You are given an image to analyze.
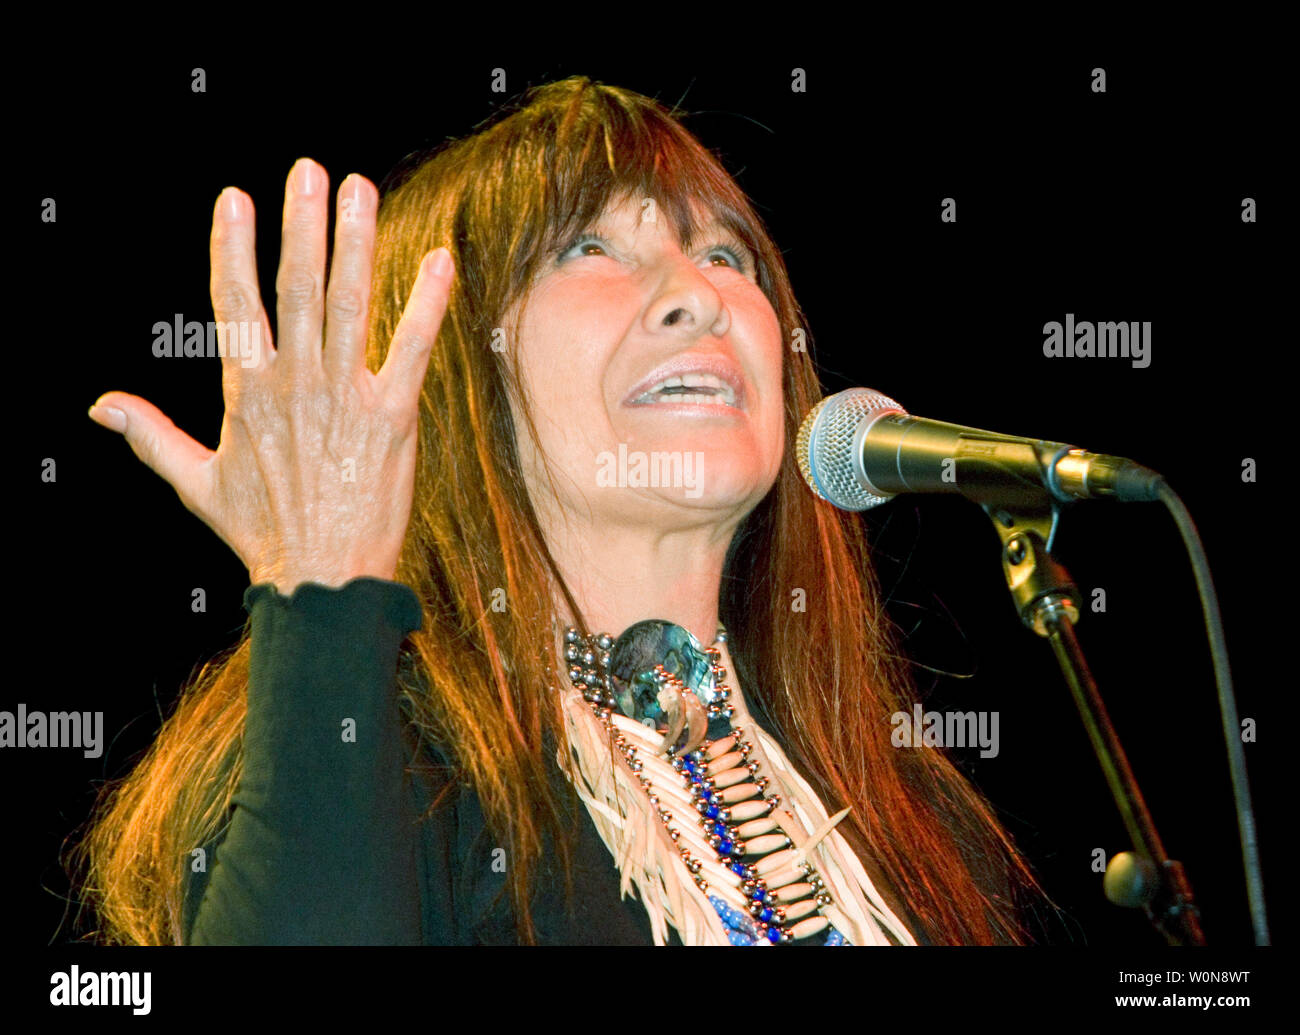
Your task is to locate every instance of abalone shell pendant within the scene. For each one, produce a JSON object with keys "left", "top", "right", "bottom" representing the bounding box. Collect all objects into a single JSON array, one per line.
[{"left": 607, "top": 619, "right": 730, "bottom": 742}]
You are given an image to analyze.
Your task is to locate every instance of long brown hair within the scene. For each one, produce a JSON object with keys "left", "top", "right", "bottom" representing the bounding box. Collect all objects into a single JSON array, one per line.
[{"left": 69, "top": 76, "right": 1050, "bottom": 945}]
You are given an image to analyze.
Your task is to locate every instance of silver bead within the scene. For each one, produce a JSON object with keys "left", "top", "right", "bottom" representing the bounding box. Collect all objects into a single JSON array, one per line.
[
  {"left": 564, "top": 628, "right": 580, "bottom": 644},
  {"left": 596, "top": 633, "right": 613, "bottom": 651}
]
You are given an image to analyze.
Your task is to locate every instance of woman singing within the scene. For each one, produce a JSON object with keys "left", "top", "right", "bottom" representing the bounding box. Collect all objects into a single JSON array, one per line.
[{"left": 73, "top": 76, "right": 1049, "bottom": 945}]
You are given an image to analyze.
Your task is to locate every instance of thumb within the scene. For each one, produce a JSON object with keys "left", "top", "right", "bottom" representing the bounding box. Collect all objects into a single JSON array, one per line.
[{"left": 89, "top": 391, "right": 214, "bottom": 512}]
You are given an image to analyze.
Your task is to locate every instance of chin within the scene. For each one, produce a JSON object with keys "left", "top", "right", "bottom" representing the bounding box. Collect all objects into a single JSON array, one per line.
[
  {"left": 589, "top": 420, "right": 780, "bottom": 505},
  {"left": 660, "top": 464, "right": 776, "bottom": 511},
  {"left": 589, "top": 443, "right": 767, "bottom": 506},
  {"left": 688, "top": 464, "right": 769, "bottom": 502}
]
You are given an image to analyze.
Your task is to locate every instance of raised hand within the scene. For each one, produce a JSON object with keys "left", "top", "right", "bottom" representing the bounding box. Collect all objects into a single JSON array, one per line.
[{"left": 88, "top": 158, "right": 453, "bottom": 595}]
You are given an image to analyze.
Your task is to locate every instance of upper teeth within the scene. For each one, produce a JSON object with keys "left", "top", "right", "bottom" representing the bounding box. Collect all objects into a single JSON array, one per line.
[{"left": 636, "top": 372, "right": 737, "bottom": 406}]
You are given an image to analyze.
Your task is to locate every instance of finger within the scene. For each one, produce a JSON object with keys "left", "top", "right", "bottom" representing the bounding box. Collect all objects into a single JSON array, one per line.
[
  {"left": 88, "top": 391, "right": 215, "bottom": 516},
  {"left": 274, "top": 158, "right": 329, "bottom": 372},
  {"left": 375, "top": 249, "right": 454, "bottom": 414},
  {"left": 210, "top": 187, "right": 273, "bottom": 379},
  {"left": 322, "top": 174, "right": 378, "bottom": 382}
]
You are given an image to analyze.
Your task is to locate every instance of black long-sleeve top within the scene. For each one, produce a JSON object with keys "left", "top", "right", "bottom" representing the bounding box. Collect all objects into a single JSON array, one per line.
[{"left": 182, "top": 577, "right": 945, "bottom": 945}]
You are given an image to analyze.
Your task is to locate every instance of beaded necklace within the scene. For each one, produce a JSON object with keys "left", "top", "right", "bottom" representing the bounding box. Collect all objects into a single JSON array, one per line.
[{"left": 557, "top": 619, "right": 917, "bottom": 946}]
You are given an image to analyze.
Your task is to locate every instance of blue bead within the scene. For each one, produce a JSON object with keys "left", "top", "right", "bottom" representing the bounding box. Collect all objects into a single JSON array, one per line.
[
  {"left": 730, "top": 862, "right": 747, "bottom": 876},
  {"left": 766, "top": 927, "right": 781, "bottom": 944},
  {"left": 705, "top": 805, "right": 719, "bottom": 819},
  {"left": 759, "top": 907, "right": 774, "bottom": 923},
  {"left": 719, "top": 839, "right": 734, "bottom": 854}
]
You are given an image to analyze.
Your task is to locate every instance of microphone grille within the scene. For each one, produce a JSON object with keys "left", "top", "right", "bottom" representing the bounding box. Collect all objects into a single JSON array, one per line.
[{"left": 796, "top": 388, "right": 906, "bottom": 511}]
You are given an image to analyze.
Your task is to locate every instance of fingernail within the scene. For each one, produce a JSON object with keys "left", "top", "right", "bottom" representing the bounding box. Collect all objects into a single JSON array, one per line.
[
  {"left": 429, "top": 248, "right": 452, "bottom": 277},
  {"left": 219, "top": 187, "right": 242, "bottom": 220},
  {"left": 88, "top": 403, "right": 127, "bottom": 433},
  {"left": 294, "top": 159, "right": 316, "bottom": 195}
]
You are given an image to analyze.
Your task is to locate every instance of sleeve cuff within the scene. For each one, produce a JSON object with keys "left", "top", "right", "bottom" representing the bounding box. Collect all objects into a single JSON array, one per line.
[{"left": 243, "top": 576, "right": 423, "bottom": 638}]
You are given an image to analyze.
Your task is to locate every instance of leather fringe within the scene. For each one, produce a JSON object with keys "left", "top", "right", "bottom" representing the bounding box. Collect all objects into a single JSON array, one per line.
[{"left": 554, "top": 635, "right": 917, "bottom": 947}]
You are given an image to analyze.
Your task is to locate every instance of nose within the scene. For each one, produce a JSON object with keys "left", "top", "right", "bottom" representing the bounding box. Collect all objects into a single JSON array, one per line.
[{"left": 643, "top": 255, "right": 731, "bottom": 340}]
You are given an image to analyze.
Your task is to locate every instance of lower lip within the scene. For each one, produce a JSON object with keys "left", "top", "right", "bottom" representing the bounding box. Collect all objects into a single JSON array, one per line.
[{"left": 624, "top": 399, "right": 744, "bottom": 415}]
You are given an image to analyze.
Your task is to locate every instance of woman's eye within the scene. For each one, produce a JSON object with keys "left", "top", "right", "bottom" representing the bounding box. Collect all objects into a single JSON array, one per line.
[
  {"left": 560, "top": 236, "right": 749, "bottom": 273},
  {"left": 560, "top": 236, "right": 613, "bottom": 260},
  {"left": 706, "top": 247, "right": 745, "bottom": 271}
]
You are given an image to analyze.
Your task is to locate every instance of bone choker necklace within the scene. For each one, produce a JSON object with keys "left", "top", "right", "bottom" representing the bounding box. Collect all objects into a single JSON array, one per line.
[{"left": 562, "top": 619, "right": 848, "bottom": 945}]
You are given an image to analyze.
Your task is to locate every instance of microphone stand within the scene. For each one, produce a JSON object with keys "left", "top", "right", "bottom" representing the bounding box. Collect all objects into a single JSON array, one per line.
[{"left": 981, "top": 497, "right": 1206, "bottom": 946}]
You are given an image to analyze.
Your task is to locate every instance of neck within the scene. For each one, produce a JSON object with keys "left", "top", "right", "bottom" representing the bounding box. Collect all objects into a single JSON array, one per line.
[{"left": 545, "top": 518, "right": 736, "bottom": 649}]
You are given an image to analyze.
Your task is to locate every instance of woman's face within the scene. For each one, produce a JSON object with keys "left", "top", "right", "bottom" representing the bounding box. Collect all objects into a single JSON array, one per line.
[{"left": 505, "top": 194, "right": 785, "bottom": 534}]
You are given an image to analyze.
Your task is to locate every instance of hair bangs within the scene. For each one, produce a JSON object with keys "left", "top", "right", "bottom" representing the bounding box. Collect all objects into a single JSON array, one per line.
[{"left": 508, "top": 86, "right": 775, "bottom": 305}]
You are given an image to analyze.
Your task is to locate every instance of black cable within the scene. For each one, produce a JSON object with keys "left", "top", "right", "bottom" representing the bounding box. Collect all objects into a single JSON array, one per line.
[{"left": 1155, "top": 478, "right": 1269, "bottom": 945}]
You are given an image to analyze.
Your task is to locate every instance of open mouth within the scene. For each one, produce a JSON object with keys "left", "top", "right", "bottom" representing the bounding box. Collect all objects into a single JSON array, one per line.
[{"left": 630, "top": 372, "right": 738, "bottom": 407}]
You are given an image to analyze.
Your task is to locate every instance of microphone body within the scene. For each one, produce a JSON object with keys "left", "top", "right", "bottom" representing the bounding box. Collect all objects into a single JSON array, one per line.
[{"left": 796, "top": 388, "right": 1163, "bottom": 512}]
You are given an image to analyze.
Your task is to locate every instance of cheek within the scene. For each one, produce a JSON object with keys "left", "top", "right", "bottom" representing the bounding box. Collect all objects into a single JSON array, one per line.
[
  {"left": 511, "top": 287, "right": 616, "bottom": 464},
  {"left": 518, "top": 279, "right": 623, "bottom": 393},
  {"left": 737, "top": 302, "right": 786, "bottom": 449}
]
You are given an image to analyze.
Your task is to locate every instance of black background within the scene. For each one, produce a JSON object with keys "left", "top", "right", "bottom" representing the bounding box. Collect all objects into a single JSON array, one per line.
[{"left": 9, "top": 36, "right": 1286, "bottom": 1013}]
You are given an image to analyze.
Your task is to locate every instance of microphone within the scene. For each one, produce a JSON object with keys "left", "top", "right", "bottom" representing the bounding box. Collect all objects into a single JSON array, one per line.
[{"left": 795, "top": 388, "right": 1164, "bottom": 511}]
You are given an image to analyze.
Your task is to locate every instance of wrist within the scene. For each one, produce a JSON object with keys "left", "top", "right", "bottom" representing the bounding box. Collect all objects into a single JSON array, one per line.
[{"left": 251, "top": 565, "right": 400, "bottom": 597}]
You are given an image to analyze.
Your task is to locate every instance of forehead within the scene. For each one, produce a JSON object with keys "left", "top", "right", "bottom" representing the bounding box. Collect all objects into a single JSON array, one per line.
[{"left": 591, "top": 193, "right": 726, "bottom": 240}]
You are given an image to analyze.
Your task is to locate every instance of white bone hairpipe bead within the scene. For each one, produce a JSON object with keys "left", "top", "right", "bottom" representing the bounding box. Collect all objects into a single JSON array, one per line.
[
  {"left": 724, "top": 799, "right": 773, "bottom": 822},
  {"left": 710, "top": 768, "right": 752, "bottom": 789}
]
